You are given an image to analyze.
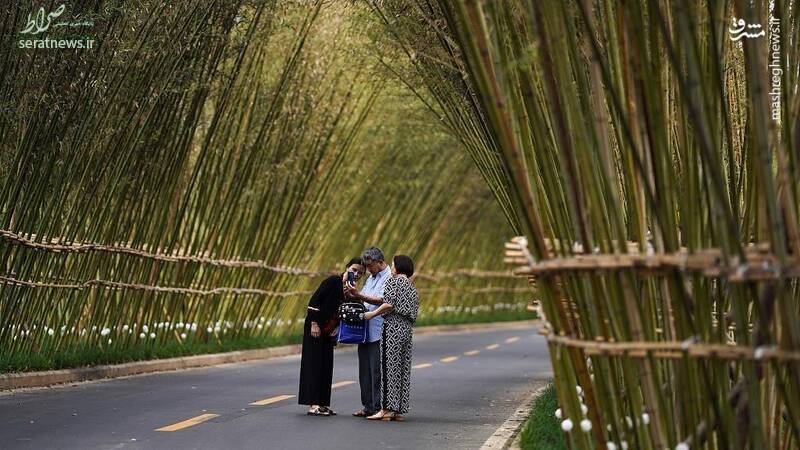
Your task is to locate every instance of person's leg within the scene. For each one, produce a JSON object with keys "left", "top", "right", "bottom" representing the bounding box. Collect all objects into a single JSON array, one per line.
[
  {"left": 379, "top": 335, "right": 392, "bottom": 413},
  {"left": 398, "top": 336, "right": 412, "bottom": 414},
  {"left": 380, "top": 329, "right": 404, "bottom": 414},
  {"left": 379, "top": 338, "right": 387, "bottom": 412},
  {"left": 357, "top": 343, "right": 372, "bottom": 413},
  {"left": 319, "top": 341, "right": 334, "bottom": 407},
  {"left": 298, "top": 327, "right": 322, "bottom": 407},
  {"left": 366, "top": 338, "right": 389, "bottom": 420},
  {"left": 368, "top": 340, "right": 382, "bottom": 414}
]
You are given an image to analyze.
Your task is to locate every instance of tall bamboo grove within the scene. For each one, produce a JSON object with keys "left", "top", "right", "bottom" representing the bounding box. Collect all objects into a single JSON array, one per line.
[
  {"left": 0, "top": 1, "right": 532, "bottom": 372},
  {"left": 369, "top": 0, "right": 800, "bottom": 448}
]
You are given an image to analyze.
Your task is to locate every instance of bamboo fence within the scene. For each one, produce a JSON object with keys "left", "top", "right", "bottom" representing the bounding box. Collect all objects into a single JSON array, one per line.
[{"left": 370, "top": 0, "right": 800, "bottom": 448}]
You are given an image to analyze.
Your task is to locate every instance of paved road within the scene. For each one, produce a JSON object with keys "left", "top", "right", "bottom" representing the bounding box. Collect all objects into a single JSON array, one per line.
[{"left": 0, "top": 324, "right": 552, "bottom": 450}]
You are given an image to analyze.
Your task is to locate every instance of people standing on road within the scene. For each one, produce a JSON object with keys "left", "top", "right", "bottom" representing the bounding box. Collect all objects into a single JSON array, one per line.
[
  {"left": 363, "top": 255, "right": 419, "bottom": 422},
  {"left": 344, "top": 246, "right": 391, "bottom": 418},
  {"left": 299, "top": 257, "right": 365, "bottom": 416}
]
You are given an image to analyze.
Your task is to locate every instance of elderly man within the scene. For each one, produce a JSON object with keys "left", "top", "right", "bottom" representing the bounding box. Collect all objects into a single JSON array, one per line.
[{"left": 345, "top": 246, "right": 391, "bottom": 417}]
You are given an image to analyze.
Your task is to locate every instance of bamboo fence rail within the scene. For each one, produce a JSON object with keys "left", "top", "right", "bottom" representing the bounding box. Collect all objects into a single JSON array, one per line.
[{"left": 370, "top": 0, "right": 800, "bottom": 448}]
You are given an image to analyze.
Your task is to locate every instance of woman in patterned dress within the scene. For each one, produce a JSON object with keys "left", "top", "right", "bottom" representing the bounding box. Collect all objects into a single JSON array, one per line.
[{"left": 363, "top": 255, "right": 419, "bottom": 422}]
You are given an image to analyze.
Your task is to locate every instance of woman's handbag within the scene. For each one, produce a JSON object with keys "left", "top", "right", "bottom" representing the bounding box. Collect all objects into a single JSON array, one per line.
[{"left": 337, "top": 302, "right": 368, "bottom": 344}]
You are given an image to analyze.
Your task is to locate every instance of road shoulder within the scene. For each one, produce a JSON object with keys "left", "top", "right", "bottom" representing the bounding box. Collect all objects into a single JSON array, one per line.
[{"left": 481, "top": 382, "right": 550, "bottom": 450}]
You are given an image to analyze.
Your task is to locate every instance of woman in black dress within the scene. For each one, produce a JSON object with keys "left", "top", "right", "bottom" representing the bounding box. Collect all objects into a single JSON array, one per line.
[
  {"left": 299, "top": 257, "right": 365, "bottom": 416},
  {"left": 363, "top": 255, "right": 419, "bottom": 422}
]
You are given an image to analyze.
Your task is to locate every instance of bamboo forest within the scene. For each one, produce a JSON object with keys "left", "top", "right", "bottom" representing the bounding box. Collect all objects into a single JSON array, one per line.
[{"left": 1, "top": 1, "right": 799, "bottom": 449}]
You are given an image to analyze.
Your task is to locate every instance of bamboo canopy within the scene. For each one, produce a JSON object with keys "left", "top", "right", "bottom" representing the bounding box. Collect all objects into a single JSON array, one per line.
[
  {"left": 369, "top": 0, "right": 800, "bottom": 448},
  {"left": 0, "top": 1, "right": 532, "bottom": 372}
]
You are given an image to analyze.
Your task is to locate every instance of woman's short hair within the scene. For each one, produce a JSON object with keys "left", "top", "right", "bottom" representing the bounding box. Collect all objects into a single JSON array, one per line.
[
  {"left": 393, "top": 255, "right": 414, "bottom": 277},
  {"left": 345, "top": 257, "right": 363, "bottom": 269}
]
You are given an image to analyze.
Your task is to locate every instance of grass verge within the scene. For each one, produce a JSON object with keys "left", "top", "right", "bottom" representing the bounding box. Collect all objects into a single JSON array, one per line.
[
  {"left": 0, "top": 333, "right": 304, "bottom": 374},
  {"left": 1, "top": 310, "right": 534, "bottom": 373},
  {"left": 519, "top": 383, "right": 566, "bottom": 450}
]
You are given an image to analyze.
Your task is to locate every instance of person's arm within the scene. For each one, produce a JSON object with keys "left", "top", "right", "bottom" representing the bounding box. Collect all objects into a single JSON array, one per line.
[
  {"left": 363, "top": 278, "right": 395, "bottom": 319},
  {"left": 364, "top": 302, "right": 393, "bottom": 320},
  {"left": 307, "top": 277, "right": 335, "bottom": 338},
  {"left": 358, "top": 292, "right": 384, "bottom": 305},
  {"left": 344, "top": 284, "right": 383, "bottom": 305}
]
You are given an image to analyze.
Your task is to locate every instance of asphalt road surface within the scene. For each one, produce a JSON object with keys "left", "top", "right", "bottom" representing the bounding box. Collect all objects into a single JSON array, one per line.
[{"left": 0, "top": 324, "right": 552, "bottom": 450}]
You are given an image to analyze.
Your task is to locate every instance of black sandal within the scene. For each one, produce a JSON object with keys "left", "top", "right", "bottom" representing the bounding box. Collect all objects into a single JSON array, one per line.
[
  {"left": 307, "top": 407, "right": 330, "bottom": 416},
  {"left": 320, "top": 406, "right": 337, "bottom": 416}
]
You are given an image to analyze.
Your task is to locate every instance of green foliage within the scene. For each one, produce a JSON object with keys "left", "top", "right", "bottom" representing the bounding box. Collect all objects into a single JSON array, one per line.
[
  {"left": 0, "top": 2, "right": 529, "bottom": 372},
  {"left": 0, "top": 333, "right": 304, "bottom": 373},
  {"left": 520, "top": 384, "right": 567, "bottom": 450},
  {"left": 371, "top": 0, "right": 800, "bottom": 448},
  {"left": 0, "top": 310, "right": 531, "bottom": 373}
]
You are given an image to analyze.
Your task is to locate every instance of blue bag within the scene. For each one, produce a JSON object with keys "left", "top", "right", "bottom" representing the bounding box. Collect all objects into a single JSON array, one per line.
[{"left": 337, "top": 302, "right": 368, "bottom": 344}]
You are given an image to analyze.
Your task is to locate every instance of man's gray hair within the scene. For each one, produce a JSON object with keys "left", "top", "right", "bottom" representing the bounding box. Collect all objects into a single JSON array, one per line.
[{"left": 361, "top": 246, "right": 385, "bottom": 264}]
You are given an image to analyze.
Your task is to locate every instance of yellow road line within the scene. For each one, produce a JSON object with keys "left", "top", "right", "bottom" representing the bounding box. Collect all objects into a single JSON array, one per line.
[
  {"left": 250, "top": 394, "right": 295, "bottom": 406},
  {"left": 332, "top": 380, "right": 356, "bottom": 388},
  {"left": 413, "top": 363, "right": 433, "bottom": 369},
  {"left": 155, "top": 413, "right": 219, "bottom": 432},
  {"left": 505, "top": 336, "right": 520, "bottom": 343},
  {"left": 463, "top": 350, "right": 480, "bottom": 356},
  {"left": 485, "top": 344, "right": 500, "bottom": 350},
  {"left": 440, "top": 356, "right": 459, "bottom": 363}
]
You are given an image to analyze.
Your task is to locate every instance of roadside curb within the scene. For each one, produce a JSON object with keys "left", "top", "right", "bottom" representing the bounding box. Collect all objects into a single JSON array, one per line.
[
  {"left": 1, "top": 320, "right": 538, "bottom": 391},
  {"left": 480, "top": 382, "right": 550, "bottom": 450}
]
